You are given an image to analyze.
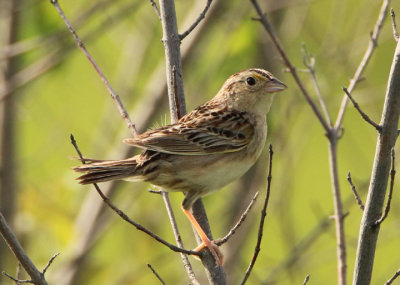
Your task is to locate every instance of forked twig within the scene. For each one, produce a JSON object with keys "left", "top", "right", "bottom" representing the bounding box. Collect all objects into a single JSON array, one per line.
[
  {"left": 374, "top": 148, "right": 396, "bottom": 226},
  {"left": 148, "top": 0, "right": 161, "bottom": 20},
  {"left": 240, "top": 145, "right": 273, "bottom": 285},
  {"left": 347, "top": 172, "right": 365, "bottom": 211},
  {"left": 216, "top": 191, "right": 259, "bottom": 246},
  {"left": 70, "top": 134, "right": 199, "bottom": 257},
  {"left": 342, "top": 87, "right": 381, "bottom": 131},
  {"left": 335, "top": 0, "right": 390, "bottom": 129},
  {"left": 301, "top": 43, "right": 332, "bottom": 126},
  {"left": 50, "top": 0, "right": 138, "bottom": 137},
  {"left": 180, "top": 0, "right": 213, "bottom": 40},
  {"left": 3, "top": 252, "right": 60, "bottom": 284}
]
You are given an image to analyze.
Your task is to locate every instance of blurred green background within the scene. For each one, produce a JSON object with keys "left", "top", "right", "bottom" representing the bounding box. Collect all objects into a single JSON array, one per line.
[{"left": 1, "top": 0, "right": 400, "bottom": 284}]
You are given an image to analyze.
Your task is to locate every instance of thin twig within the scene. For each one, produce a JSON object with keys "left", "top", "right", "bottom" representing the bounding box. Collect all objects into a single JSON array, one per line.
[
  {"left": 347, "top": 172, "right": 365, "bottom": 211},
  {"left": 161, "top": 192, "right": 199, "bottom": 285},
  {"left": 0, "top": 212, "right": 48, "bottom": 285},
  {"left": 70, "top": 134, "right": 199, "bottom": 257},
  {"left": 241, "top": 145, "right": 273, "bottom": 285},
  {"left": 334, "top": 0, "right": 390, "bottom": 129},
  {"left": 249, "top": 0, "right": 330, "bottom": 133},
  {"left": 179, "top": 0, "right": 213, "bottom": 40},
  {"left": 385, "top": 268, "right": 400, "bottom": 285},
  {"left": 50, "top": 0, "right": 138, "bottom": 137},
  {"left": 216, "top": 191, "right": 259, "bottom": 246},
  {"left": 374, "top": 148, "right": 396, "bottom": 226},
  {"left": 302, "top": 274, "right": 310, "bottom": 285},
  {"left": 391, "top": 8, "right": 399, "bottom": 42},
  {"left": 42, "top": 253, "right": 60, "bottom": 275},
  {"left": 342, "top": 87, "right": 381, "bottom": 131},
  {"left": 147, "top": 264, "right": 166, "bottom": 285},
  {"left": 148, "top": 0, "right": 161, "bottom": 20},
  {"left": 301, "top": 43, "right": 332, "bottom": 126},
  {"left": 2, "top": 271, "right": 33, "bottom": 284}
]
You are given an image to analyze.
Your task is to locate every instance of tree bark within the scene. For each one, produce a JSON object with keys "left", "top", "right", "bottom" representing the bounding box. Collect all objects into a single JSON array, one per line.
[{"left": 353, "top": 38, "right": 400, "bottom": 285}]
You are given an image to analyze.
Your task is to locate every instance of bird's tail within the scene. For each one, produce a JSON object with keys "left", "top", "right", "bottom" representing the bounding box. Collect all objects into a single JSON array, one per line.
[{"left": 73, "top": 158, "right": 138, "bottom": 185}]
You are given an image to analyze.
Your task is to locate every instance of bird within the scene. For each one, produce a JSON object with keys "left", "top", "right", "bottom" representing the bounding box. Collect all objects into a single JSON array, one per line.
[{"left": 73, "top": 68, "right": 287, "bottom": 264}]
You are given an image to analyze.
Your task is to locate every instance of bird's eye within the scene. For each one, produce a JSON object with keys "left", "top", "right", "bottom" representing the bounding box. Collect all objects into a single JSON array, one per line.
[{"left": 246, "top": 77, "right": 256, "bottom": 86}]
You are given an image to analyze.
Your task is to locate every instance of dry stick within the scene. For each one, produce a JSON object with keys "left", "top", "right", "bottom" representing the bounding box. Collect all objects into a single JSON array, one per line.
[
  {"left": 342, "top": 87, "right": 381, "bottom": 131},
  {"left": 391, "top": 9, "right": 399, "bottom": 42},
  {"left": 374, "top": 148, "right": 396, "bottom": 226},
  {"left": 158, "top": 0, "right": 226, "bottom": 284},
  {"left": 334, "top": 0, "right": 390, "bottom": 129},
  {"left": 385, "top": 268, "right": 400, "bottom": 285},
  {"left": 347, "top": 172, "right": 365, "bottom": 211},
  {"left": 353, "top": 35, "right": 400, "bottom": 285},
  {"left": 240, "top": 145, "right": 273, "bottom": 285},
  {"left": 161, "top": 192, "right": 199, "bottom": 285},
  {"left": 148, "top": 0, "right": 161, "bottom": 20},
  {"left": 301, "top": 43, "right": 332, "bottom": 126},
  {"left": 179, "top": 0, "right": 213, "bottom": 40},
  {"left": 0, "top": 213, "right": 50, "bottom": 285},
  {"left": 50, "top": 0, "right": 138, "bottom": 137},
  {"left": 70, "top": 134, "right": 199, "bottom": 257},
  {"left": 216, "top": 191, "right": 259, "bottom": 246},
  {"left": 302, "top": 275, "right": 310, "bottom": 285},
  {"left": 147, "top": 264, "right": 166, "bottom": 285}
]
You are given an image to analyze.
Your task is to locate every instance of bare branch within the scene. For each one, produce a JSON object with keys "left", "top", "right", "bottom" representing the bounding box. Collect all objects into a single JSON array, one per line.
[
  {"left": 391, "top": 8, "right": 399, "bottom": 42},
  {"left": 216, "top": 191, "right": 259, "bottom": 246},
  {"left": 342, "top": 87, "right": 381, "bottom": 131},
  {"left": 240, "top": 145, "right": 273, "bottom": 285},
  {"left": 148, "top": 0, "right": 161, "bottom": 20},
  {"left": 161, "top": 192, "right": 199, "bottom": 284},
  {"left": 158, "top": 0, "right": 226, "bottom": 283},
  {"left": 2, "top": 271, "right": 33, "bottom": 284},
  {"left": 302, "top": 274, "right": 310, "bottom": 285},
  {"left": 301, "top": 43, "right": 332, "bottom": 126},
  {"left": 385, "top": 268, "right": 400, "bottom": 285},
  {"left": 347, "top": 172, "right": 365, "bottom": 211},
  {"left": 334, "top": 0, "right": 390, "bottom": 129},
  {"left": 50, "top": 0, "right": 138, "bottom": 137},
  {"left": 374, "top": 148, "right": 396, "bottom": 226},
  {"left": 353, "top": 29, "right": 400, "bottom": 285},
  {"left": 180, "top": 0, "right": 213, "bottom": 40},
  {"left": 70, "top": 134, "right": 199, "bottom": 257},
  {"left": 147, "top": 264, "right": 166, "bottom": 285},
  {"left": 42, "top": 253, "right": 60, "bottom": 276},
  {"left": 249, "top": 0, "right": 331, "bottom": 133},
  {"left": 0, "top": 213, "right": 48, "bottom": 285}
]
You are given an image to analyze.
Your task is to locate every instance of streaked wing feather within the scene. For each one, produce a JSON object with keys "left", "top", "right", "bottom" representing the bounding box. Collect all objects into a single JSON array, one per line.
[{"left": 124, "top": 108, "right": 254, "bottom": 155}]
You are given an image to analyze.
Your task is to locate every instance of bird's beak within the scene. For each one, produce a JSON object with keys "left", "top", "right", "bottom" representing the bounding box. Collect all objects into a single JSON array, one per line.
[{"left": 266, "top": 77, "right": 287, "bottom": 92}]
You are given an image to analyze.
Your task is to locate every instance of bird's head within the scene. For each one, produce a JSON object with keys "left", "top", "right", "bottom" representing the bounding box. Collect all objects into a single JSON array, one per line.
[{"left": 216, "top": 68, "right": 287, "bottom": 114}]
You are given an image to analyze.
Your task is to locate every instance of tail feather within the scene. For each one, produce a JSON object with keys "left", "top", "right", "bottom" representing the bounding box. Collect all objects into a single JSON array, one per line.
[{"left": 73, "top": 158, "right": 138, "bottom": 184}]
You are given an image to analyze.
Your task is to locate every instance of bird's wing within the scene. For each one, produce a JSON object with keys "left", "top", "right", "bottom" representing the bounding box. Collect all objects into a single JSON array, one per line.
[{"left": 124, "top": 109, "right": 254, "bottom": 155}]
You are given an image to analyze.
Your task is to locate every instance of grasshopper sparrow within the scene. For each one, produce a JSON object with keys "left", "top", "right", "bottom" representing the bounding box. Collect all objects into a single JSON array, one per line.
[{"left": 73, "top": 68, "right": 286, "bottom": 264}]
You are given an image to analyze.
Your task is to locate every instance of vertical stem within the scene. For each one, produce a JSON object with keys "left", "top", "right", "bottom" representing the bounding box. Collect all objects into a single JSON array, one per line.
[
  {"left": 158, "top": 0, "right": 186, "bottom": 121},
  {"left": 0, "top": 0, "right": 19, "bottom": 271},
  {"left": 353, "top": 39, "right": 400, "bottom": 285},
  {"left": 327, "top": 137, "right": 347, "bottom": 285},
  {"left": 158, "top": 0, "right": 226, "bottom": 283}
]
